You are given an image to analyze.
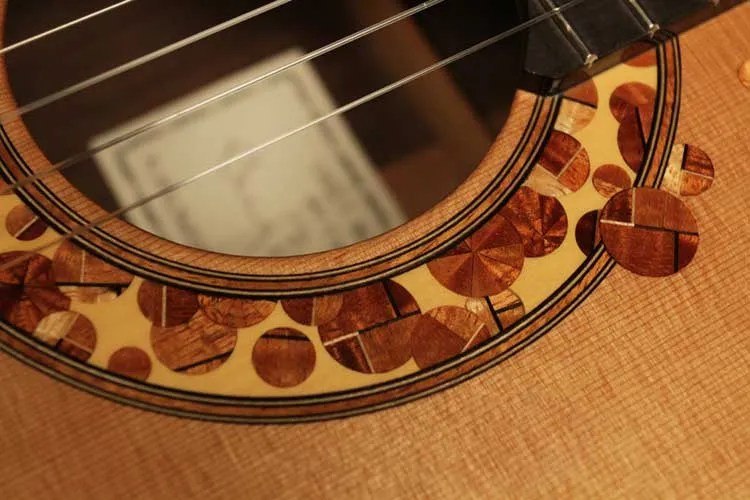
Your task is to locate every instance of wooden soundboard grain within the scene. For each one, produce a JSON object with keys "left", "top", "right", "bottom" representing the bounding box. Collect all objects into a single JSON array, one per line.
[{"left": 0, "top": 4, "right": 748, "bottom": 498}]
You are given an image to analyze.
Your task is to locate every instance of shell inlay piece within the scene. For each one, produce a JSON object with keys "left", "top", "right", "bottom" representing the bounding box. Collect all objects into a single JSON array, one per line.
[{"left": 739, "top": 60, "right": 750, "bottom": 88}]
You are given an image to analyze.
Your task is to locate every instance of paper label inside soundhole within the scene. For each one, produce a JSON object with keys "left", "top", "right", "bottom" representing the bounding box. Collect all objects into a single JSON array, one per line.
[{"left": 90, "top": 48, "right": 406, "bottom": 257}]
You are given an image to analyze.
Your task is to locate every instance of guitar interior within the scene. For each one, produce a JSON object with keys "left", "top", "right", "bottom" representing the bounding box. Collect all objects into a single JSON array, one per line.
[{"left": 3, "top": 0, "right": 522, "bottom": 256}]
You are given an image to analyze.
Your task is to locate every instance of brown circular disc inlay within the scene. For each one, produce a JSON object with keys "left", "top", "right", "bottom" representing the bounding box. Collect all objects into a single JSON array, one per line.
[
  {"left": 411, "top": 306, "right": 490, "bottom": 369},
  {"left": 557, "top": 79, "right": 599, "bottom": 134},
  {"left": 281, "top": 295, "right": 344, "bottom": 326},
  {"left": 0, "top": 252, "right": 70, "bottom": 332},
  {"left": 34, "top": 311, "right": 96, "bottom": 362},
  {"left": 318, "top": 281, "right": 420, "bottom": 374},
  {"left": 5, "top": 204, "right": 47, "bottom": 241},
  {"left": 198, "top": 295, "right": 275, "bottom": 328},
  {"left": 610, "top": 83, "right": 657, "bottom": 173},
  {"left": 527, "top": 130, "right": 591, "bottom": 197},
  {"left": 151, "top": 311, "right": 237, "bottom": 374},
  {"left": 502, "top": 186, "right": 568, "bottom": 257},
  {"left": 600, "top": 188, "right": 699, "bottom": 276},
  {"left": 575, "top": 211, "right": 601, "bottom": 256},
  {"left": 592, "top": 164, "right": 632, "bottom": 198},
  {"left": 664, "top": 144, "right": 715, "bottom": 197},
  {"left": 427, "top": 213, "right": 524, "bottom": 298},
  {"left": 138, "top": 281, "right": 199, "bottom": 328},
  {"left": 107, "top": 347, "right": 152, "bottom": 381},
  {"left": 253, "top": 328, "right": 316, "bottom": 388}
]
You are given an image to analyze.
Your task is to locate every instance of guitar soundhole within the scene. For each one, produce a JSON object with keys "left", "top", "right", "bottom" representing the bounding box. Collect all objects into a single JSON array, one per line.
[{"left": 3, "top": 0, "right": 522, "bottom": 257}]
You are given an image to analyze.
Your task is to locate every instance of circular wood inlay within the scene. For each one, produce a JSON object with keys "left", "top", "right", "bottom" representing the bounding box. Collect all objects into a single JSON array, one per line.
[
  {"left": 107, "top": 347, "right": 152, "bottom": 381},
  {"left": 575, "top": 210, "right": 601, "bottom": 257},
  {"left": 663, "top": 144, "right": 715, "bottom": 197},
  {"left": 137, "top": 282, "right": 199, "bottom": 328},
  {"left": 5, "top": 204, "right": 47, "bottom": 241},
  {"left": 610, "top": 82, "right": 657, "bottom": 173},
  {"left": 412, "top": 306, "right": 490, "bottom": 369},
  {"left": 150, "top": 311, "right": 237, "bottom": 374},
  {"left": 33, "top": 311, "right": 96, "bottom": 362},
  {"left": 526, "top": 130, "right": 591, "bottom": 197},
  {"left": 501, "top": 187, "right": 568, "bottom": 257},
  {"left": 599, "top": 188, "right": 699, "bottom": 277},
  {"left": 253, "top": 328, "right": 316, "bottom": 388},
  {"left": 0, "top": 252, "right": 70, "bottom": 332},
  {"left": 317, "top": 281, "right": 420, "bottom": 374},
  {"left": 198, "top": 296, "right": 276, "bottom": 329},
  {"left": 281, "top": 296, "right": 344, "bottom": 326},
  {"left": 427, "top": 213, "right": 524, "bottom": 298},
  {"left": 556, "top": 79, "right": 599, "bottom": 135},
  {"left": 592, "top": 165, "right": 632, "bottom": 198}
]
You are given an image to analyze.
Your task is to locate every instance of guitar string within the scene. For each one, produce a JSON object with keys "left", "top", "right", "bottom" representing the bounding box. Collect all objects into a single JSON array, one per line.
[
  {"left": 0, "top": 0, "right": 587, "bottom": 273},
  {"left": 0, "top": 0, "right": 297, "bottom": 123},
  {"left": 0, "top": 0, "right": 447, "bottom": 196},
  {"left": 0, "top": 0, "right": 138, "bottom": 55},
  {"left": 0, "top": 0, "right": 586, "bottom": 196}
]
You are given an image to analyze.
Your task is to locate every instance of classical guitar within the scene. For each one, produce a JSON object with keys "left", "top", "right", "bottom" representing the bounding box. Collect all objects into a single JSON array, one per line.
[{"left": 0, "top": 1, "right": 748, "bottom": 497}]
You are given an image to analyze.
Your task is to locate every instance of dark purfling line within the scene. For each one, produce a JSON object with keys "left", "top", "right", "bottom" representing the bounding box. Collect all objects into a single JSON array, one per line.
[
  {"left": 484, "top": 296, "right": 505, "bottom": 334},
  {"left": 175, "top": 352, "right": 232, "bottom": 373}
]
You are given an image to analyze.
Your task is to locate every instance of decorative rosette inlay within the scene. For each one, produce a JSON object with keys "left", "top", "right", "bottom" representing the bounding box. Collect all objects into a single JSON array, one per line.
[{"left": 0, "top": 39, "right": 715, "bottom": 422}]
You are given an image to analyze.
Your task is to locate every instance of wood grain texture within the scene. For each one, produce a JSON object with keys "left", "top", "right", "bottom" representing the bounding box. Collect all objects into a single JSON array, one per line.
[{"left": 1, "top": 6, "right": 749, "bottom": 499}]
